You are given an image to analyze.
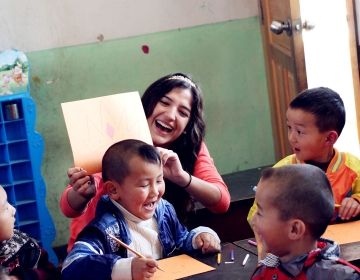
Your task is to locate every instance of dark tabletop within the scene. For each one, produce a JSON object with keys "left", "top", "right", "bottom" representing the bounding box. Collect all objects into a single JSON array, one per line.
[
  {"left": 182, "top": 243, "right": 258, "bottom": 279},
  {"left": 234, "top": 238, "right": 360, "bottom": 268}
]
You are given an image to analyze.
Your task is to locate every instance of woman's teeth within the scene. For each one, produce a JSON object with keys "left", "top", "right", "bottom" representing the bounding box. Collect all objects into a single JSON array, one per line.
[{"left": 156, "top": 120, "right": 172, "bottom": 132}]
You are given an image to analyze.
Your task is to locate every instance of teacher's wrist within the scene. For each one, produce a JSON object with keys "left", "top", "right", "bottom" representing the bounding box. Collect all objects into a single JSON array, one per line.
[
  {"left": 181, "top": 171, "right": 192, "bottom": 189},
  {"left": 173, "top": 170, "right": 192, "bottom": 188}
]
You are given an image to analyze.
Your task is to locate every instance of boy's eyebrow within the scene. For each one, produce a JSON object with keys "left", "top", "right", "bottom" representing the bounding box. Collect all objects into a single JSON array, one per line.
[
  {"left": 137, "top": 172, "right": 163, "bottom": 182},
  {"left": 293, "top": 122, "right": 306, "bottom": 127},
  {"left": 287, "top": 118, "right": 305, "bottom": 127},
  {"left": 289, "top": 122, "right": 307, "bottom": 129},
  {"left": 256, "top": 201, "right": 263, "bottom": 211}
]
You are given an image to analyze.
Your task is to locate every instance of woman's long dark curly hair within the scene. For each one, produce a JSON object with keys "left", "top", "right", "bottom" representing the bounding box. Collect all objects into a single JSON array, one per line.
[{"left": 141, "top": 73, "right": 206, "bottom": 224}]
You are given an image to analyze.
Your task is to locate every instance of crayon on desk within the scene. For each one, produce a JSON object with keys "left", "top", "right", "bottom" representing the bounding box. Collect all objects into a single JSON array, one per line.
[
  {"left": 217, "top": 253, "right": 221, "bottom": 265},
  {"left": 248, "top": 239, "right": 257, "bottom": 247},
  {"left": 242, "top": 253, "right": 250, "bottom": 266},
  {"left": 230, "top": 249, "right": 234, "bottom": 261}
]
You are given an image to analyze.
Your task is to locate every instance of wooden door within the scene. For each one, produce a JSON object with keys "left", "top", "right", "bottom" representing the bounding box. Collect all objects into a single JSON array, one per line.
[
  {"left": 259, "top": 0, "right": 360, "bottom": 160},
  {"left": 258, "top": 0, "right": 307, "bottom": 160}
]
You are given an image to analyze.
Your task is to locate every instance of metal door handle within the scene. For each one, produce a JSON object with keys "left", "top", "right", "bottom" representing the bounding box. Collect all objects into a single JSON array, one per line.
[
  {"left": 270, "top": 20, "right": 292, "bottom": 36},
  {"left": 302, "top": 20, "right": 315, "bottom": 30}
]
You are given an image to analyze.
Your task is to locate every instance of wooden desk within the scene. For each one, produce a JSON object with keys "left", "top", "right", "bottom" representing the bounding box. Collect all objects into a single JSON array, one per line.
[
  {"left": 340, "top": 242, "right": 360, "bottom": 267},
  {"left": 234, "top": 238, "right": 360, "bottom": 268},
  {"left": 233, "top": 239, "right": 258, "bottom": 256},
  {"left": 323, "top": 219, "right": 360, "bottom": 265},
  {"left": 182, "top": 243, "right": 257, "bottom": 279}
]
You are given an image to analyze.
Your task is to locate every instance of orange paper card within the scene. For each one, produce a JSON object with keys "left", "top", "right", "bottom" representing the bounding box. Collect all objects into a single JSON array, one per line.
[
  {"left": 322, "top": 220, "right": 360, "bottom": 244},
  {"left": 61, "top": 92, "right": 152, "bottom": 174},
  {"left": 153, "top": 254, "right": 215, "bottom": 280}
]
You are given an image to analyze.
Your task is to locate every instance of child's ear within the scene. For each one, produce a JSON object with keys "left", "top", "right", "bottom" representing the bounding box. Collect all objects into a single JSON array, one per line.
[
  {"left": 104, "top": 181, "right": 119, "bottom": 199},
  {"left": 288, "top": 219, "right": 306, "bottom": 240},
  {"left": 325, "top": 130, "right": 338, "bottom": 145}
]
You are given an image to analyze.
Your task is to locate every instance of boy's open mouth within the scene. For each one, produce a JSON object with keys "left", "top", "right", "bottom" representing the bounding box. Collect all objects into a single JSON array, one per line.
[{"left": 144, "top": 201, "right": 156, "bottom": 210}]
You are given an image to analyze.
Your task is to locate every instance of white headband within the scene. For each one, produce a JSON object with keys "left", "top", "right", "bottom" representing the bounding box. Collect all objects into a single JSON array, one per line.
[{"left": 167, "top": 75, "right": 196, "bottom": 88}]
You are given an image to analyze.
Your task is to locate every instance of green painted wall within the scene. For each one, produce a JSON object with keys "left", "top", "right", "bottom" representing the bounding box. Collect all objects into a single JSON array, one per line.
[{"left": 27, "top": 17, "right": 275, "bottom": 246}]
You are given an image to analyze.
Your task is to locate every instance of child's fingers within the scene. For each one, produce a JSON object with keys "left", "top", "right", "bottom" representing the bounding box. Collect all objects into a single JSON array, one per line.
[
  {"left": 204, "top": 237, "right": 221, "bottom": 253},
  {"left": 146, "top": 260, "right": 158, "bottom": 272},
  {"left": 145, "top": 258, "right": 156, "bottom": 266},
  {"left": 131, "top": 257, "right": 158, "bottom": 280},
  {"left": 195, "top": 233, "right": 220, "bottom": 254},
  {"left": 212, "top": 238, "right": 221, "bottom": 252},
  {"left": 194, "top": 235, "right": 204, "bottom": 249},
  {"left": 347, "top": 201, "right": 360, "bottom": 219},
  {"left": 339, "top": 198, "right": 359, "bottom": 220},
  {"left": 201, "top": 238, "right": 210, "bottom": 253}
]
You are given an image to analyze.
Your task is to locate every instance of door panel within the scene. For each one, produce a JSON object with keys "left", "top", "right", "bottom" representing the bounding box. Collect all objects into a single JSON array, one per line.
[{"left": 259, "top": 0, "right": 307, "bottom": 160}]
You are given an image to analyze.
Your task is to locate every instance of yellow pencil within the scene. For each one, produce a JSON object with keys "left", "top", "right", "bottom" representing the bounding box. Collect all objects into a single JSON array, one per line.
[
  {"left": 108, "top": 234, "right": 164, "bottom": 271},
  {"left": 335, "top": 203, "right": 341, "bottom": 208}
]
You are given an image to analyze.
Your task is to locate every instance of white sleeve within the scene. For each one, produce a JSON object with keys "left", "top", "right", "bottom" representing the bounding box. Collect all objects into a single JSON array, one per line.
[
  {"left": 111, "top": 257, "right": 133, "bottom": 280},
  {"left": 191, "top": 226, "right": 221, "bottom": 249}
]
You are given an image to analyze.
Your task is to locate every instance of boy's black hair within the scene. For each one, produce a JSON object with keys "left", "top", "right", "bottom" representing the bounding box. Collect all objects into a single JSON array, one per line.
[
  {"left": 260, "top": 164, "right": 334, "bottom": 239},
  {"left": 102, "top": 139, "right": 161, "bottom": 184},
  {"left": 289, "top": 87, "right": 345, "bottom": 136}
]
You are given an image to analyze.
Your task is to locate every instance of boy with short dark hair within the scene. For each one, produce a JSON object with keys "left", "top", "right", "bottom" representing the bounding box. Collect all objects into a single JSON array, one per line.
[
  {"left": 61, "top": 139, "right": 220, "bottom": 280},
  {"left": 248, "top": 87, "right": 360, "bottom": 223},
  {"left": 251, "top": 165, "right": 360, "bottom": 279}
]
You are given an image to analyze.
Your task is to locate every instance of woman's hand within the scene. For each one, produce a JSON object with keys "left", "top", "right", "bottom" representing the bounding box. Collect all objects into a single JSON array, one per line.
[
  {"left": 66, "top": 167, "right": 96, "bottom": 212},
  {"left": 156, "top": 147, "right": 222, "bottom": 208},
  {"left": 67, "top": 167, "right": 96, "bottom": 199},
  {"left": 156, "top": 147, "right": 190, "bottom": 187}
]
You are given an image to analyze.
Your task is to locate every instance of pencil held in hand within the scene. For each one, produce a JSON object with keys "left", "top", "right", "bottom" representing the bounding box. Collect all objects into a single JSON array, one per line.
[{"left": 108, "top": 234, "right": 164, "bottom": 271}]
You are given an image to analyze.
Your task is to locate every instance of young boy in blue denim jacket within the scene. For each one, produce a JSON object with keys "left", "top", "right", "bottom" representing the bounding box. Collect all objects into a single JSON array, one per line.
[{"left": 61, "top": 139, "right": 220, "bottom": 280}]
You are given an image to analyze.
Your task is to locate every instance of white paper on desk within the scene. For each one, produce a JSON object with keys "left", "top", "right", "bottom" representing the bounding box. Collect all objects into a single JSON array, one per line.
[{"left": 61, "top": 92, "right": 152, "bottom": 174}]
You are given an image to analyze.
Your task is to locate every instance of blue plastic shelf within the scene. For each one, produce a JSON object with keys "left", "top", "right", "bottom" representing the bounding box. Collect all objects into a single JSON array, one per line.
[{"left": 0, "top": 49, "right": 57, "bottom": 265}]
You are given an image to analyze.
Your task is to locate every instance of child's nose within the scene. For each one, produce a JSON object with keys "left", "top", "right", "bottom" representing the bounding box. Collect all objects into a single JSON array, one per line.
[
  {"left": 11, "top": 204, "right": 16, "bottom": 216},
  {"left": 251, "top": 213, "right": 258, "bottom": 227},
  {"left": 149, "top": 184, "right": 159, "bottom": 196},
  {"left": 288, "top": 130, "right": 296, "bottom": 142}
]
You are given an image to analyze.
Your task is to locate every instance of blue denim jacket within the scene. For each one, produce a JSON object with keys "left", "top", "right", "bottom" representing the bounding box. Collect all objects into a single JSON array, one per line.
[{"left": 62, "top": 196, "right": 198, "bottom": 280}]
